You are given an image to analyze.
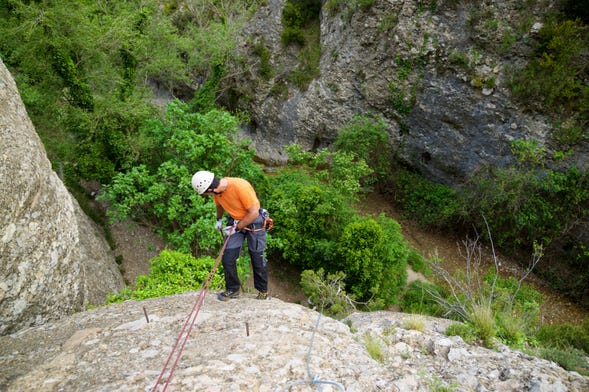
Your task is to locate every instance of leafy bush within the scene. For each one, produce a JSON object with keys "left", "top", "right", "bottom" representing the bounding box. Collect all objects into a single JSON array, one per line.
[
  {"left": 538, "top": 346, "right": 589, "bottom": 375},
  {"left": 400, "top": 281, "right": 445, "bottom": 317},
  {"left": 266, "top": 145, "right": 370, "bottom": 268},
  {"left": 459, "top": 140, "right": 589, "bottom": 303},
  {"left": 266, "top": 169, "right": 355, "bottom": 270},
  {"left": 333, "top": 113, "right": 393, "bottom": 189},
  {"left": 99, "top": 101, "right": 266, "bottom": 254},
  {"left": 107, "top": 250, "right": 224, "bottom": 302},
  {"left": 464, "top": 164, "right": 589, "bottom": 254},
  {"left": 508, "top": 15, "right": 588, "bottom": 119},
  {"left": 394, "top": 169, "right": 461, "bottom": 229},
  {"left": 268, "top": 145, "right": 410, "bottom": 306},
  {"left": 335, "top": 215, "right": 409, "bottom": 307},
  {"left": 407, "top": 248, "right": 430, "bottom": 276},
  {"left": 535, "top": 321, "right": 589, "bottom": 354},
  {"left": 300, "top": 269, "right": 356, "bottom": 319}
]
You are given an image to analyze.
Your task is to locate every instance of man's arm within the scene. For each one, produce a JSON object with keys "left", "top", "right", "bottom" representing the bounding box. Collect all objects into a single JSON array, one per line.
[
  {"left": 236, "top": 204, "right": 259, "bottom": 230},
  {"left": 216, "top": 204, "right": 225, "bottom": 220}
]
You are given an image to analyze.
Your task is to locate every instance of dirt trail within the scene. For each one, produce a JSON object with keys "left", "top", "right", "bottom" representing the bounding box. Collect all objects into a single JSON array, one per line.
[{"left": 108, "top": 192, "right": 588, "bottom": 326}]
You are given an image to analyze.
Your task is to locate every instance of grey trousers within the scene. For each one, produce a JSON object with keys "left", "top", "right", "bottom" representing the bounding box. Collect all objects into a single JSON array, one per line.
[{"left": 222, "top": 214, "right": 268, "bottom": 292}]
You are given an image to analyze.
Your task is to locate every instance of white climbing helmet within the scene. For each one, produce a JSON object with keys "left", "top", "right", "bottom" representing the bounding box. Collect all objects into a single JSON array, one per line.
[{"left": 191, "top": 170, "right": 215, "bottom": 194}]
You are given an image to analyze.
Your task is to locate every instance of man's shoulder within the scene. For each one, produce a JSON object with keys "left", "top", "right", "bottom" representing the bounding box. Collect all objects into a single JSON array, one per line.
[{"left": 227, "top": 177, "right": 252, "bottom": 187}]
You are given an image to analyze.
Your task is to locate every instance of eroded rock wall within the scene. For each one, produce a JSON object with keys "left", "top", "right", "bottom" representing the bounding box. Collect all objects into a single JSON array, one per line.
[
  {"left": 226, "top": 0, "right": 588, "bottom": 185},
  {"left": 0, "top": 59, "right": 125, "bottom": 335}
]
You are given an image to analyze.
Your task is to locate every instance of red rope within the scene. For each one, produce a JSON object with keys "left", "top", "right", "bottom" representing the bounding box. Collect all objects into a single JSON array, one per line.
[{"left": 151, "top": 233, "right": 231, "bottom": 392}]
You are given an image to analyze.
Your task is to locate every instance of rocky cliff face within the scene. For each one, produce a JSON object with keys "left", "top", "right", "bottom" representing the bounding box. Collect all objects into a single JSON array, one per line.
[
  {"left": 0, "top": 292, "right": 586, "bottom": 391},
  {"left": 224, "top": 0, "right": 588, "bottom": 185},
  {"left": 0, "top": 59, "right": 125, "bottom": 335}
]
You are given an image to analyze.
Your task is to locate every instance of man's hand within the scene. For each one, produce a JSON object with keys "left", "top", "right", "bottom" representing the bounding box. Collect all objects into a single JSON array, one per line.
[
  {"left": 215, "top": 218, "right": 223, "bottom": 231},
  {"left": 222, "top": 221, "right": 239, "bottom": 236}
]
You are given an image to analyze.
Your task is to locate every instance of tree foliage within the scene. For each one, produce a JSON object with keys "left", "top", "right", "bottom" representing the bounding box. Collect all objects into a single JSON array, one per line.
[
  {"left": 0, "top": 0, "right": 261, "bottom": 183},
  {"left": 335, "top": 214, "right": 408, "bottom": 307},
  {"left": 99, "top": 100, "right": 265, "bottom": 255},
  {"left": 333, "top": 113, "right": 393, "bottom": 190},
  {"left": 267, "top": 145, "right": 409, "bottom": 306},
  {"left": 266, "top": 145, "right": 370, "bottom": 269}
]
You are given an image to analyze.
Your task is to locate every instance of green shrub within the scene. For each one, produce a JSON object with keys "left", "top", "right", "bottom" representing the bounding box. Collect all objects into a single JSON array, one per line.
[
  {"left": 266, "top": 145, "right": 370, "bottom": 269},
  {"left": 491, "top": 274, "right": 542, "bottom": 347},
  {"left": 252, "top": 38, "right": 273, "bottom": 79},
  {"left": 394, "top": 169, "right": 461, "bottom": 229},
  {"left": 107, "top": 250, "right": 224, "bottom": 302},
  {"left": 407, "top": 248, "right": 430, "bottom": 276},
  {"left": 446, "top": 323, "right": 478, "bottom": 344},
  {"left": 300, "top": 269, "right": 356, "bottom": 319},
  {"left": 538, "top": 346, "right": 589, "bottom": 375},
  {"left": 389, "top": 81, "right": 413, "bottom": 116},
  {"left": 335, "top": 215, "right": 408, "bottom": 307},
  {"left": 508, "top": 16, "right": 588, "bottom": 118},
  {"left": 463, "top": 162, "right": 589, "bottom": 253},
  {"left": 333, "top": 113, "right": 393, "bottom": 189},
  {"left": 280, "top": 0, "right": 321, "bottom": 46},
  {"left": 287, "top": 22, "right": 321, "bottom": 91},
  {"left": 400, "top": 281, "right": 445, "bottom": 317},
  {"left": 535, "top": 321, "right": 589, "bottom": 354},
  {"left": 266, "top": 169, "right": 356, "bottom": 270}
]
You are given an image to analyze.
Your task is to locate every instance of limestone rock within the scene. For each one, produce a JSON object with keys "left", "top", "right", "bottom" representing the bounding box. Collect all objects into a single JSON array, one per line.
[
  {"left": 0, "top": 293, "right": 586, "bottom": 391},
  {"left": 224, "top": 0, "right": 588, "bottom": 184},
  {"left": 0, "top": 58, "right": 125, "bottom": 335}
]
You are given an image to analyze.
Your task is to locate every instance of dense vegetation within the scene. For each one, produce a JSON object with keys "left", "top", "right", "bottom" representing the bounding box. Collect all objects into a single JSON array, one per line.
[{"left": 1, "top": 0, "right": 588, "bottom": 374}]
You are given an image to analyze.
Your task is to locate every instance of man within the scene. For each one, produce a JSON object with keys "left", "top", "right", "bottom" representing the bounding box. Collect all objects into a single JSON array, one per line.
[{"left": 191, "top": 170, "right": 269, "bottom": 301}]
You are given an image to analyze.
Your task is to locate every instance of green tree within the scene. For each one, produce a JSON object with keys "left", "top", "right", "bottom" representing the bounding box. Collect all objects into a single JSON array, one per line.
[
  {"left": 0, "top": 0, "right": 262, "bottom": 183},
  {"left": 335, "top": 215, "right": 408, "bottom": 307},
  {"left": 99, "top": 101, "right": 265, "bottom": 255},
  {"left": 265, "top": 145, "right": 371, "bottom": 269},
  {"left": 333, "top": 113, "right": 393, "bottom": 190}
]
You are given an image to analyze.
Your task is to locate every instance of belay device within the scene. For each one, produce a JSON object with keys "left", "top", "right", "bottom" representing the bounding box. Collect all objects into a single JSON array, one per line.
[{"left": 260, "top": 208, "right": 274, "bottom": 231}]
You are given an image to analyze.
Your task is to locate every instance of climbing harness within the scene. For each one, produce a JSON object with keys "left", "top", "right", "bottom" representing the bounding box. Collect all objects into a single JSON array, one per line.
[
  {"left": 150, "top": 232, "right": 232, "bottom": 392},
  {"left": 241, "top": 208, "right": 274, "bottom": 232}
]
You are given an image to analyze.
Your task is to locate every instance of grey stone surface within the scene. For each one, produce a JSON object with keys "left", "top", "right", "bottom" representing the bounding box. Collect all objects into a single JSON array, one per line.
[
  {"left": 224, "top": 0, "right": 588, "bottom": 184},
  {"left": 0, "top": 59, "right": 125, "bottom": 335},
  {"left": 0, "top": 293, "right": 586, "bottom": 391}
]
